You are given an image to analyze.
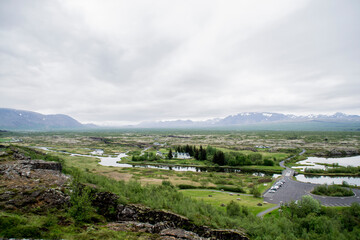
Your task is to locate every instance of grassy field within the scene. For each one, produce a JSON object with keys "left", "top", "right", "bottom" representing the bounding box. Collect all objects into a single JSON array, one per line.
[{"left": 180, "top": 189, "right": 277, "bottom": 215}]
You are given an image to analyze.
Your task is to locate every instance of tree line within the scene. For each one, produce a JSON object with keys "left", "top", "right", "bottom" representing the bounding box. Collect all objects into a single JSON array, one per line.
[{"left": 173, "top": 144, "right": 275, "bottom": 166}]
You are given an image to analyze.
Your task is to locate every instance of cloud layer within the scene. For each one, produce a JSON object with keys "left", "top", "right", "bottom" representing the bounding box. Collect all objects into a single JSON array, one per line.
[{"left": 1, "top": 0, "right": 359, "bottom": 125}]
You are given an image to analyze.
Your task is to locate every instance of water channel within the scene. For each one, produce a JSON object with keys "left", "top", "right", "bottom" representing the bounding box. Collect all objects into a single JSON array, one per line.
[{"left": 291, "top": 155, "right": 360, "bottom": 186}]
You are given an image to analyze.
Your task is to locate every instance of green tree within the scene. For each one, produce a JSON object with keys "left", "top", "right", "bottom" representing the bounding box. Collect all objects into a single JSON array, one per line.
[
  {"left": 200, "top": 145, "right": 207, "bottom": 160},
  {"left": 168, "top": 148, "right": 173, "bottom": 159},
  {"left": 194, "top": 148, "right": 199, "bottom": 160},
  {"left": 251, "top": 187, "right": 261, "bottom": 198},
  {"left": 68, "top": 171, "right": 95, "bottom": 222},
  {"left": 213, "top": 151, "right": 225, "bottom": 165},
  {"left": 226, "top": 200, "right": 241, "bottom": 216},
  {"left": 206, "top": 145, "right": 216, "bottom": 155},
  {"left": 296, "top": 195, "right": 321, "bottom": 217},
  {"left": 249, "top": 153, "right": 262, "bottom": 164},
  {"left": 263, "top": 158, "right": 274, "bottom": 166}
]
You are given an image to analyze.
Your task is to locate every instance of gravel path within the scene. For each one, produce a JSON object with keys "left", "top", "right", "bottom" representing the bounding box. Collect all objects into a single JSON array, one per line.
[{"left": 256, "top": 204, "right": 280, "bottom": 217}]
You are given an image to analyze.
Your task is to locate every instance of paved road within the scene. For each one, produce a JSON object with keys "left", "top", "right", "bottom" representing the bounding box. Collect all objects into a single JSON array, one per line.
[{"left": 259, "top": 149, "right": 360, "bottom": 216}]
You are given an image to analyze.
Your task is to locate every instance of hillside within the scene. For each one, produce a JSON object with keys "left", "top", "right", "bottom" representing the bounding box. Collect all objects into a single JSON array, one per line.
[{"left": 0, "top": 108, "right": 86, "bottom": 130}]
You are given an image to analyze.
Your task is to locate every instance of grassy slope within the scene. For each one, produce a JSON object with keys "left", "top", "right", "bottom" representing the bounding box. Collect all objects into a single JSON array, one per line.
[
  {"left": 0, "top": 212, "right": 158, "bottom": 240},
  {"left": 180, "top": 189, "right": 276, "bottom": 216}
]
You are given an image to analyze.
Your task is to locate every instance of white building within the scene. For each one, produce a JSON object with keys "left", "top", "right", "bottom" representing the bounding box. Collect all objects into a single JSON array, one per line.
[{"left": 172, "top": 152, "right": 191, "bottom": 159}]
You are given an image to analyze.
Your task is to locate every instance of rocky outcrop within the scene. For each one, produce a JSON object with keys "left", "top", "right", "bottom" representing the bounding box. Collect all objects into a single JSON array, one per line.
[
  {"left": 12, "top": 152, "right": 31, "bottom": 160},
  {"left": 25, "top": 159, "right": 62, "bottom": 171},
  {"left": 92, "top": 191, "right": 120, "bottom": 220},
  {"left": 108, "top": 222, "right": 205, "bottom": 239},
  {"left": 315, "top": 149, "right": 360, "bottom": 157},
  {"left": 0, "top": 156, "right": 69, "bottom": 211},
  {"left": 93, "top": 192, "right": 248, "bottom": 240},
  {"left": 115, "top": 204, "right": 247, "bottom": 239},
  {"left": 0, "top": 160, "right": 64, "bottom": 180}
]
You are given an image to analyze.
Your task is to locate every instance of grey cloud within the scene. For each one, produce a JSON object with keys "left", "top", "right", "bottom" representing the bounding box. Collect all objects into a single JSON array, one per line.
[{"left": 0, "top": 0, "right": 359, "bottom": 125}]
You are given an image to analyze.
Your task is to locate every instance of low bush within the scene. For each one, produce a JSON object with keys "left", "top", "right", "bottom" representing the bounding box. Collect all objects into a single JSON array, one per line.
[
  {"left": 226, "top": 200, "right": 249, "bottom": 217},
  {"left": 215, "top": 185, "right": 246, "bottom": 193},
  {"left": 312, "top": 184, "right": 354, "bottom": 197},
  {"left": 177, "top": 184, "right": 198, "bottom": 189}
]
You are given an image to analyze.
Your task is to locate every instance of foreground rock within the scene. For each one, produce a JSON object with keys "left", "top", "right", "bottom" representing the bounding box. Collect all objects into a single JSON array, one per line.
[
  {"left": 107, "top": 222, "right": 204, "bottom": 240},
  {"left": 0, "top": 153, "right": 69, "bottom": 211},
  {"left": 94, "top": 193, "right": 248, "bottom": 240}
]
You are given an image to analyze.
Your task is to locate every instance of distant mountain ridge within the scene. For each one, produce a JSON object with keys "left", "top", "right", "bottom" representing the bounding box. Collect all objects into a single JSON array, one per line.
[
  {"left": 0, "top": 108, "right": 87, "bottom": 130},
  {"left": 137, "top": 112, "right": 360, "bottom": 128},
  {"left": 1, "top": 108, "right": 359, "bottom": 130}
]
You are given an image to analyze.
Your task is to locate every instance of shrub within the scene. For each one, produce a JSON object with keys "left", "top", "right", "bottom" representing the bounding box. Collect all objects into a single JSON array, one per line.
[
  {"left": 263, "top": 159, "right": 274, "bottom": 166},
  {"left": 227, "top": 200, "right": 241, "bottom": 216},
  {"left": 312, "top": 184, "right": 354, "bottom": 197},
  {"left": 296, "top": 195, "right": 321, "bottom": 217},
  {"left": 250, "top": 187, "right": 261, "bottom": 198},
  {"left": 226, "top": 200, "right": 249, "bottom": 217},
  {"left": 177, "top": 184, "right": 198, "bottom": 189},
  {"left": 216, "top": 185, "right": 246, "bottom": 193},
  {"left": 68, "top": 170, "right": 96, "bottom": 222}
]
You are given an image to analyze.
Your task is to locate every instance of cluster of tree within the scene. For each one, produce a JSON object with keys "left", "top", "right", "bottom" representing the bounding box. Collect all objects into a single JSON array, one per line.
[
  {"left": 173, "top": 144, "right": 276, "bottom": 166},
  {"left": 173, "top": 145, "right": 207, "bottom": 160},
  {"left": 131, "top": 152, "right": 161, "bottom": 161},
  {"left": 224, "top": 151, "right": 276, "bottom": 166},
  {"left": 284, "top": 195, "right": 360, "bottom": 235}
]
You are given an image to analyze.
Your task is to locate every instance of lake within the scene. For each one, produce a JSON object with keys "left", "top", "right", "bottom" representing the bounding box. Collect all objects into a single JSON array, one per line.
[
  {"left": 295, "top": 174, "right": 360, "bottom": 186},
  {"left": 292, "top": 155, "right": 360, "bottom": 171}
]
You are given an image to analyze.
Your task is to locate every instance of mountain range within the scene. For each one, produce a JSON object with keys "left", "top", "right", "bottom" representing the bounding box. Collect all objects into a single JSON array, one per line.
[
  {"left": 1, "top": 108, "right": 360, "bottom": 130},
  {"left": 0, "top": 108, "right": 88, "bottom": 130},
  {"left": 137, "top": 112, "right": 360, "bottom": 128}
]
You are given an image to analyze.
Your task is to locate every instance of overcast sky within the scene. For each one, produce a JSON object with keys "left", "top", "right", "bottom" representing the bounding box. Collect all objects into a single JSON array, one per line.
[{"left": 0, "top": 0, "right": 359, "bottom": 125}]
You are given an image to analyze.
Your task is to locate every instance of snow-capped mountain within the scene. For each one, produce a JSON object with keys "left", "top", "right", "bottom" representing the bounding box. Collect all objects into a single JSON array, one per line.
[
  {"left": 137, "top": 112, "right": 360, "bottom": 128},
  {"left": 217, "top": 112, "right": 360, "bottom": 125},
  {"left": 218, "top": 112, "right": 289, "bottom": 125}
]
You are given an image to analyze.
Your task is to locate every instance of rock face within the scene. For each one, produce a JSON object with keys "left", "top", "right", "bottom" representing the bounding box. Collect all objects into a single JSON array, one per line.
[
  {"left": 107, "top": 222, "right": 204, "bottom": 240},
  {"left": 93, "top": 192, "right": 248, "bottom": 240},
  {"left": 0, "top": 154, "right": 69, "bottom": 211}
]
